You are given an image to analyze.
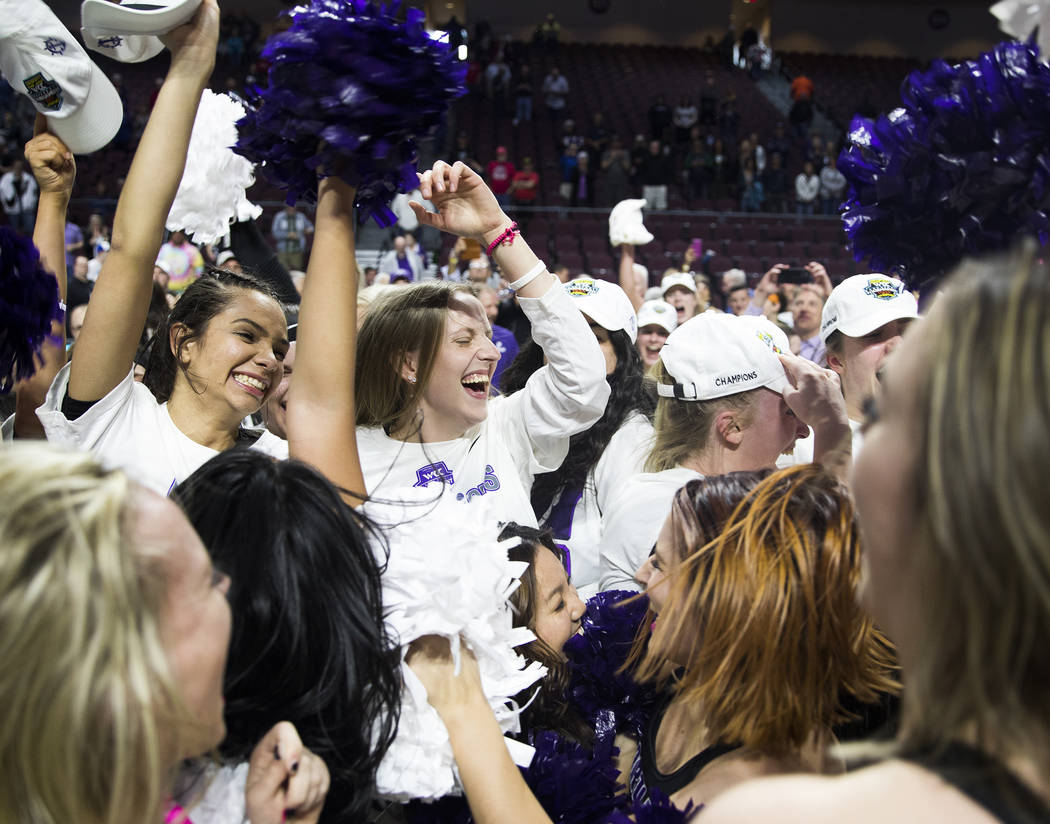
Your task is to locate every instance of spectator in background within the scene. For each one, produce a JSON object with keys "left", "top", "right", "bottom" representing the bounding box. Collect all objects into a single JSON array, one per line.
[
  {"left": 740, "top": 167, "right": 764, "bottom": 213},
  {"left": 68, "top": 303, "right": 88, "bottom": 343},
  {"left": 484, "top": 54, "right": 511, "bottom": 105},
  {"left": 271, "top": 204, "right": 314, "bottom": 271},
  {"left": 156, "top": 229, "right": 204, "bottom": 295},
  {"left": 805, "top": 133, "right": 826, "bottom": 169},
  {"left": 790, "top": 73, "right": 814, "bottom": 101},
  {"left": 709, "top": 138, "right": 735, "bottom": 200},
  {"left": 820, "top": 153, "right": 848, "bottom": 215},
  {"left": 719, "top": 93, "right": 740, "bottom": 143},
  {"left": 378, "top": 235, "right": 424, "bottom": 283},
  {"left": 789, "top": 94, "right": 814, "bottom": 137},
  {"left": 762, "top": 152, "right": 790, "bottom": 213},
  {"left": 509, "top": 156, "right": 539, "bottom": 208},
  {"left": 586, "top": 111, "right": 611, "bottom": 157},
  {"left": 551, "top": 263, "right": 571, "bottom": 283},
  {"left": 542, "top": 66, "right": 569, "bottom": 115},
  {"left": 486, "top": 145, "right": 516, "bottom": 208},
  {"left": 83, "top": 213, "right": 109, "bottom": 258},
  {"left": 683, "top": 137, "right": 709, "bottom": 200},
  {"left": 214, "top": 249, "right": 242, "bottom": 273},
  {"left": 559, "top": 117, "right": 585, "bottom": 153},
  {"left": 749, "top": 130, "right": 766, "bottom": 176},
  {"left": 512, "top": 64, "right": 533, "bottom": 125},
  {"left": 766, "top": 121, "right": 790, "bottom": 165},
  {"left": 699, "top": 72, "right": 719, "bottom": 125},
  {"left": 570, "top": 151, "right": 596, "bottom": 207},
  {"left": 536, "top": 12, "right": 561, "bottom": 51},
  {"left": 0, "top": 158, "right": 37, "bottom": 233},
  {"left": 638, "top": 139, "right": 673, "bottom": 210},
  {"left": 64, "top": 219, "right": 83, "bottom": 272},
  {"left": 601, "top": 135, "right": 633, "bottom": 206},
  {"left": 452, "top": 132, "right": 484, "bottom": 175},
  {"left": 648, "top": 94, "right": 672, "bottom": 142},
  {"left": 727, "top": 283, "right": 751, "bottom": 315},
  {"left": 86, "top": 180, "right": 113, "bottom": 223},
  {"left": 67, "top": 255, "right": 93, "bottom": 313},
  {"left": 559, "top": 143, "right": 579, "bottom": 202},
  {"left": 673, "top": 96, "right": 698, "bottom": 146},
  {"left": 790, "top": 283, "right": 827, "bottom": 365},
  {"left": 795, "top": 161, "right": 820, "bottom": 215}
]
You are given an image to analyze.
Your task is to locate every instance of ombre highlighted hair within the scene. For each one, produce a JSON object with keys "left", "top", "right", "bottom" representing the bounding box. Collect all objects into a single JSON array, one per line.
[{"left": 634, "top": 464, "right": 898, "bottom": 755}]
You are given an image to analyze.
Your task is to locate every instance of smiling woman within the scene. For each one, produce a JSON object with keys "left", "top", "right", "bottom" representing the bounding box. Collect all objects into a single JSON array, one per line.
[
  {"left": 354, "top": 160, "right": 610, "bottom": 526},
  {"left": 34, "top": 4, "right": 291, "bottom": 496}
]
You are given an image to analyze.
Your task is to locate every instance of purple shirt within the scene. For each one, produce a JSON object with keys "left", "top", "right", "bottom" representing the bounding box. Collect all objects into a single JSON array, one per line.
[
  {"left": 798, "top": 333, "right": 826, "bottom": 365},
  {"left": 65, "top": 222, "right": 83, "bottom": 271}
]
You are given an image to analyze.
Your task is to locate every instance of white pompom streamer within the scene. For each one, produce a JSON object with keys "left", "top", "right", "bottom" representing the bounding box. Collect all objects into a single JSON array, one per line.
[
  {"left": 609, "top": 198, "right": 655, "bottom": 247},
  {"left": 364, "top": 490, "right": 547, "bottom": 802},
  {"left": 990, "top": 0, "right": 1050, "bottom": 61},
  {"left": 167, "top": 89, "right": 262, "bottom": 245}
]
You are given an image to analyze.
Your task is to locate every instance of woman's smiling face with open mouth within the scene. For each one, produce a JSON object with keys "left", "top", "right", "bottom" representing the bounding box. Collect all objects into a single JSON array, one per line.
[{"left": 415, "top": 295, "right": 500, "bottom": 440}]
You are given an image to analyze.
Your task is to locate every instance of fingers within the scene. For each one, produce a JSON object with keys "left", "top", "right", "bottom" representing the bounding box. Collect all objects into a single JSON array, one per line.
[
  {"left": 249, "top": 721, "right": 305, "bottom": 790},
  {"left": 408, "top": 200, "right": 442, "bottom": 230},
  {"left": 33, "top": 113, "right": 47, "bottom": 138},
  {"left": 284, "top": 751, "right": 330, "bottom": 821}
]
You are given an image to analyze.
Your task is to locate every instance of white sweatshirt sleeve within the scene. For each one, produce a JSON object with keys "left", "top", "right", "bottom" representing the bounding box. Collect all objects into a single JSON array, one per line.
[{"left": 490, "top": 279, "right": 611, "bottom": 483}]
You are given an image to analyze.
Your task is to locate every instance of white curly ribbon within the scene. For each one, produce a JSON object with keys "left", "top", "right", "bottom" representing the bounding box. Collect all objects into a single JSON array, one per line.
[
  {"left": 990, "top": 0, "right": 1050, "bottom": 60},
  {"left": 167, "top": 89, "right": 262, "bottom": 244},
  {"left": 364, "top": 490, "right": 547, "bottom": 802},
  {"left": 608, "top": 198, "right": 654, "bottom": 247}
]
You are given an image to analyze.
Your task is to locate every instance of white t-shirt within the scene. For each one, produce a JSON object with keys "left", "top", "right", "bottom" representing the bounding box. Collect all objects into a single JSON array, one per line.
[
  {"left": 598, "top": 465, "right": 704, "bottom": 592},
  {"left": 539, "top": 412, "right": 653, "bottom": 599},
  {"left": 358, "top": 280, "right": 611, "bottom": 528},
  {"left": 182, "top": 761, "right": 248, "bottom": 824},
  {"left": 37, "top": 363, "right": 288, "bottom": 496}
]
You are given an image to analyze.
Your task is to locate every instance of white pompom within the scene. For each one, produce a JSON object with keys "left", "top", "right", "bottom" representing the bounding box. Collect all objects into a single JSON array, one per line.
[
  {"left": 608, "top": 198, "right": 654, "bottom": 247},
  {"left": 167, "top": 90, "right": 262, "bottom": 245},
  {"left": 364, "top": 490, "right": 546, "bottom": 802}
]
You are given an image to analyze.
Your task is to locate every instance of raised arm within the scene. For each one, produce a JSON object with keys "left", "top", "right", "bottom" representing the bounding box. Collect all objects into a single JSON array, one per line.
[
  {"left": 285, "top": 177, "right": 363, "bottom": 503},
  {"left": 618, "top": 243, "right": 643, "bottom": 311},
  {"left": 13, "top": 117, "right": 75, "bottom": 438},
  {"left": 68, "top": 0, "right": 218, "bottom": 402},
  {"left": 407, "top": 636, "right": 553, "bottom": 824}
]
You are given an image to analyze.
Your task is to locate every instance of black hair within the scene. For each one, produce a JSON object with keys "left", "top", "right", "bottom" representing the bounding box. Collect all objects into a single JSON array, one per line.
[
  {"left": 502, "top": 330, "right": 656, "bottom": 520},
  {"left": 143, "top": 266, "right": 281, "bottom": 403},
  {"left": 499, "top": 522, "right": 593, "bottom": 745},
  {"left": 172, "top": 451, "right": 401, "bottom": 823}
]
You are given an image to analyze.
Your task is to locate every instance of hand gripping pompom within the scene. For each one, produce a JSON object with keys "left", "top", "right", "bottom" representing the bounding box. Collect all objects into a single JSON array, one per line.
[
  {"left": 234, "top": 0, "right": 466, "bottom": 226},
  {"left": 609, "top": 198, "right": 654, "bottom": 247},
  {"left": 839, "top": 40, "right": 1050, "bottom": 287},
  {"left": 0, "top": 228, "right": 62, "bottom": 393},
  {"left": 363, "top": 491, "right": 546, "bottom": 801},
  {"left": 167, "top": 89, "right": 262, "bottom": 245}
]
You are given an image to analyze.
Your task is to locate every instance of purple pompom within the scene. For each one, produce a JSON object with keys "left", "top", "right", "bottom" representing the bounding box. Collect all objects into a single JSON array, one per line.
[
  {"left": 839, "top": 40, "right": 1050, "bottom": 287},
  {"left": 0, "top": 227, "right": 61, "bottom": 393},
  {"left": 234, "top": 0, "right": 466, "bottom": 226},
  {"left": 564, "top": 590, "right": 659, "bottom": 740}
]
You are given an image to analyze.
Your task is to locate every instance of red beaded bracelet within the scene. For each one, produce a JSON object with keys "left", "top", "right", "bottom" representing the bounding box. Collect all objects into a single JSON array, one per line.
[{"left": 485, "top": 222, "right": 519, "bottom": 257}]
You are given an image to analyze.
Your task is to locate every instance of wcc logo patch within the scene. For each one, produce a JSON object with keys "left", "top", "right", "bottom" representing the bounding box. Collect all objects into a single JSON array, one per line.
[
  {"left": 755, "top": 329, "right": 783, "bottom": 354},
  {"left": 96, "top": 35, "right": 125, "bottom": 49},
  {"left": 23, "top": 73, "right": 63, "bottom": 111},
  {"left": 414, "top": 461, "right": 454, "bottom": 488},
  {"left": 864, "top": 277, "right": 902, "bottom": 301},
  {"left": 44, "top": 38, "right": 66, "bottom": 56}
]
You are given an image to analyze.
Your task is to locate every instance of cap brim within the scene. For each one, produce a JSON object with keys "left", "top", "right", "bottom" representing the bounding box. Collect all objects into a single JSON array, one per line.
[
  {"left": 82, "top": 27, "right": 166, "bottom": 63},
  {"left": 81, "top": 0, "right": 201, "bottom": 36},
  {"left": 832, "top": 303, "right": 919, "bottom": 340},
  {"left": 47, "top": 61, "right": 121, "bottom": 154}
]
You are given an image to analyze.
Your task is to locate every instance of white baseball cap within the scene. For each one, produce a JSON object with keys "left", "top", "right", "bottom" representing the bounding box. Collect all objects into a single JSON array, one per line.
[
  {"left": 820, "top": 273, "right": 919, "bottom": 343},
  {"left": 564, "top": 277, "right": 638, "bottom": 343},
  {"left": 637, "top": 300, "right": 677, "bottom": 334},
  {"left": 657, "top": 312, "right": 790, "bottom": 400},
  {"left": 661, "top": 272, "right": 697, "bottom": 296},
  {"left": 82, "top": 0, "right": 201, "bottom": 64},
  {"left": 0, "top": 0, "right": 122, "bottom": 154}
]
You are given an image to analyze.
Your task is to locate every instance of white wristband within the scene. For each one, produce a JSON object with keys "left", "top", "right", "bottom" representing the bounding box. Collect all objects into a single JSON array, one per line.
[{"left": 509, "top": 261, "right": 547, "bottom": 291}]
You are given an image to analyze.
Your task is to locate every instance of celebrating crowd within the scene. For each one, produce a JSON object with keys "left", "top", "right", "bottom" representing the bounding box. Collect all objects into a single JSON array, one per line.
[{"left": 2, "top": 2, "right": 1049, "bottom": 824}]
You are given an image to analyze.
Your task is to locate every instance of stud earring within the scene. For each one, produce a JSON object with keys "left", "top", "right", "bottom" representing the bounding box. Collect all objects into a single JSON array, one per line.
[{"left": 407, "top": 375, "right": 416, "bottom": 384}]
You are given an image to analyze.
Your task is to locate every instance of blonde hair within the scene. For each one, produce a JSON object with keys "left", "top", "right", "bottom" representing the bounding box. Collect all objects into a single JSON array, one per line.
[
  {"left": 899, "top": 245, "right": 1050, "bottom": 769},
  {"left": 0, "top": 444, "right": 186, "bottom": 824},
  {"left": 355, "top": 280, "right": 472, "bottom": 432},
  {"left": 645, "top": 360, "right": 756, "bottom": 472},
  {"left": 635, "top": 465, "right": 898, "bottom": 755}
]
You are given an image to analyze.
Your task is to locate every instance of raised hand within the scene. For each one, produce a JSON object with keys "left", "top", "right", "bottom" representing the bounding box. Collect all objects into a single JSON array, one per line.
[
  {"left": 805, "top": 260, "right": 833, "bottom": 297},
  {"left": 409, "top": 160, "right": 508, "bottom": 243},
  {"left": 245, "top": 722, "right": 331, "bottom": 824},
  {"left": 778, "top": 352, "right": 847, "bottom": 431},
  {"left": 160, "top": 0, "right": 219, "bottom": 77},
  {"left": 25, "top": 115, "right": 75, "bottom": 199}
]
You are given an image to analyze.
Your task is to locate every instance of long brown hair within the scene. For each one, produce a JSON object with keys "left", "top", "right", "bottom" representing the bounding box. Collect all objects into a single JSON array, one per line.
[
  {"left": 635, "top": 465, "right": 898, "bottom": 756},
  {"left": 355, "top": 281, "right": 472, "bottom": 432}
]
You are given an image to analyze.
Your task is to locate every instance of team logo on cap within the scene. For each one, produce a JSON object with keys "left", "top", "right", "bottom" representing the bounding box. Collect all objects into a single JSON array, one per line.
[
  {"left": 863, "top": 277, "right": 902, "bottom": 300},
  {"left": 97, "top": 35, "right": 125, "bottom": 49},
  {"left": 23, "top": 73, "right": 63, "bottom": 111},
  {"left": 755, "top": 329, "right": 783, "bottom": 354},
  {"left": 566, "top": 278, "right": 599, "bottom": 297},
  {"left": 44, "top": 38, "right": 66, "bottom": 56}
]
